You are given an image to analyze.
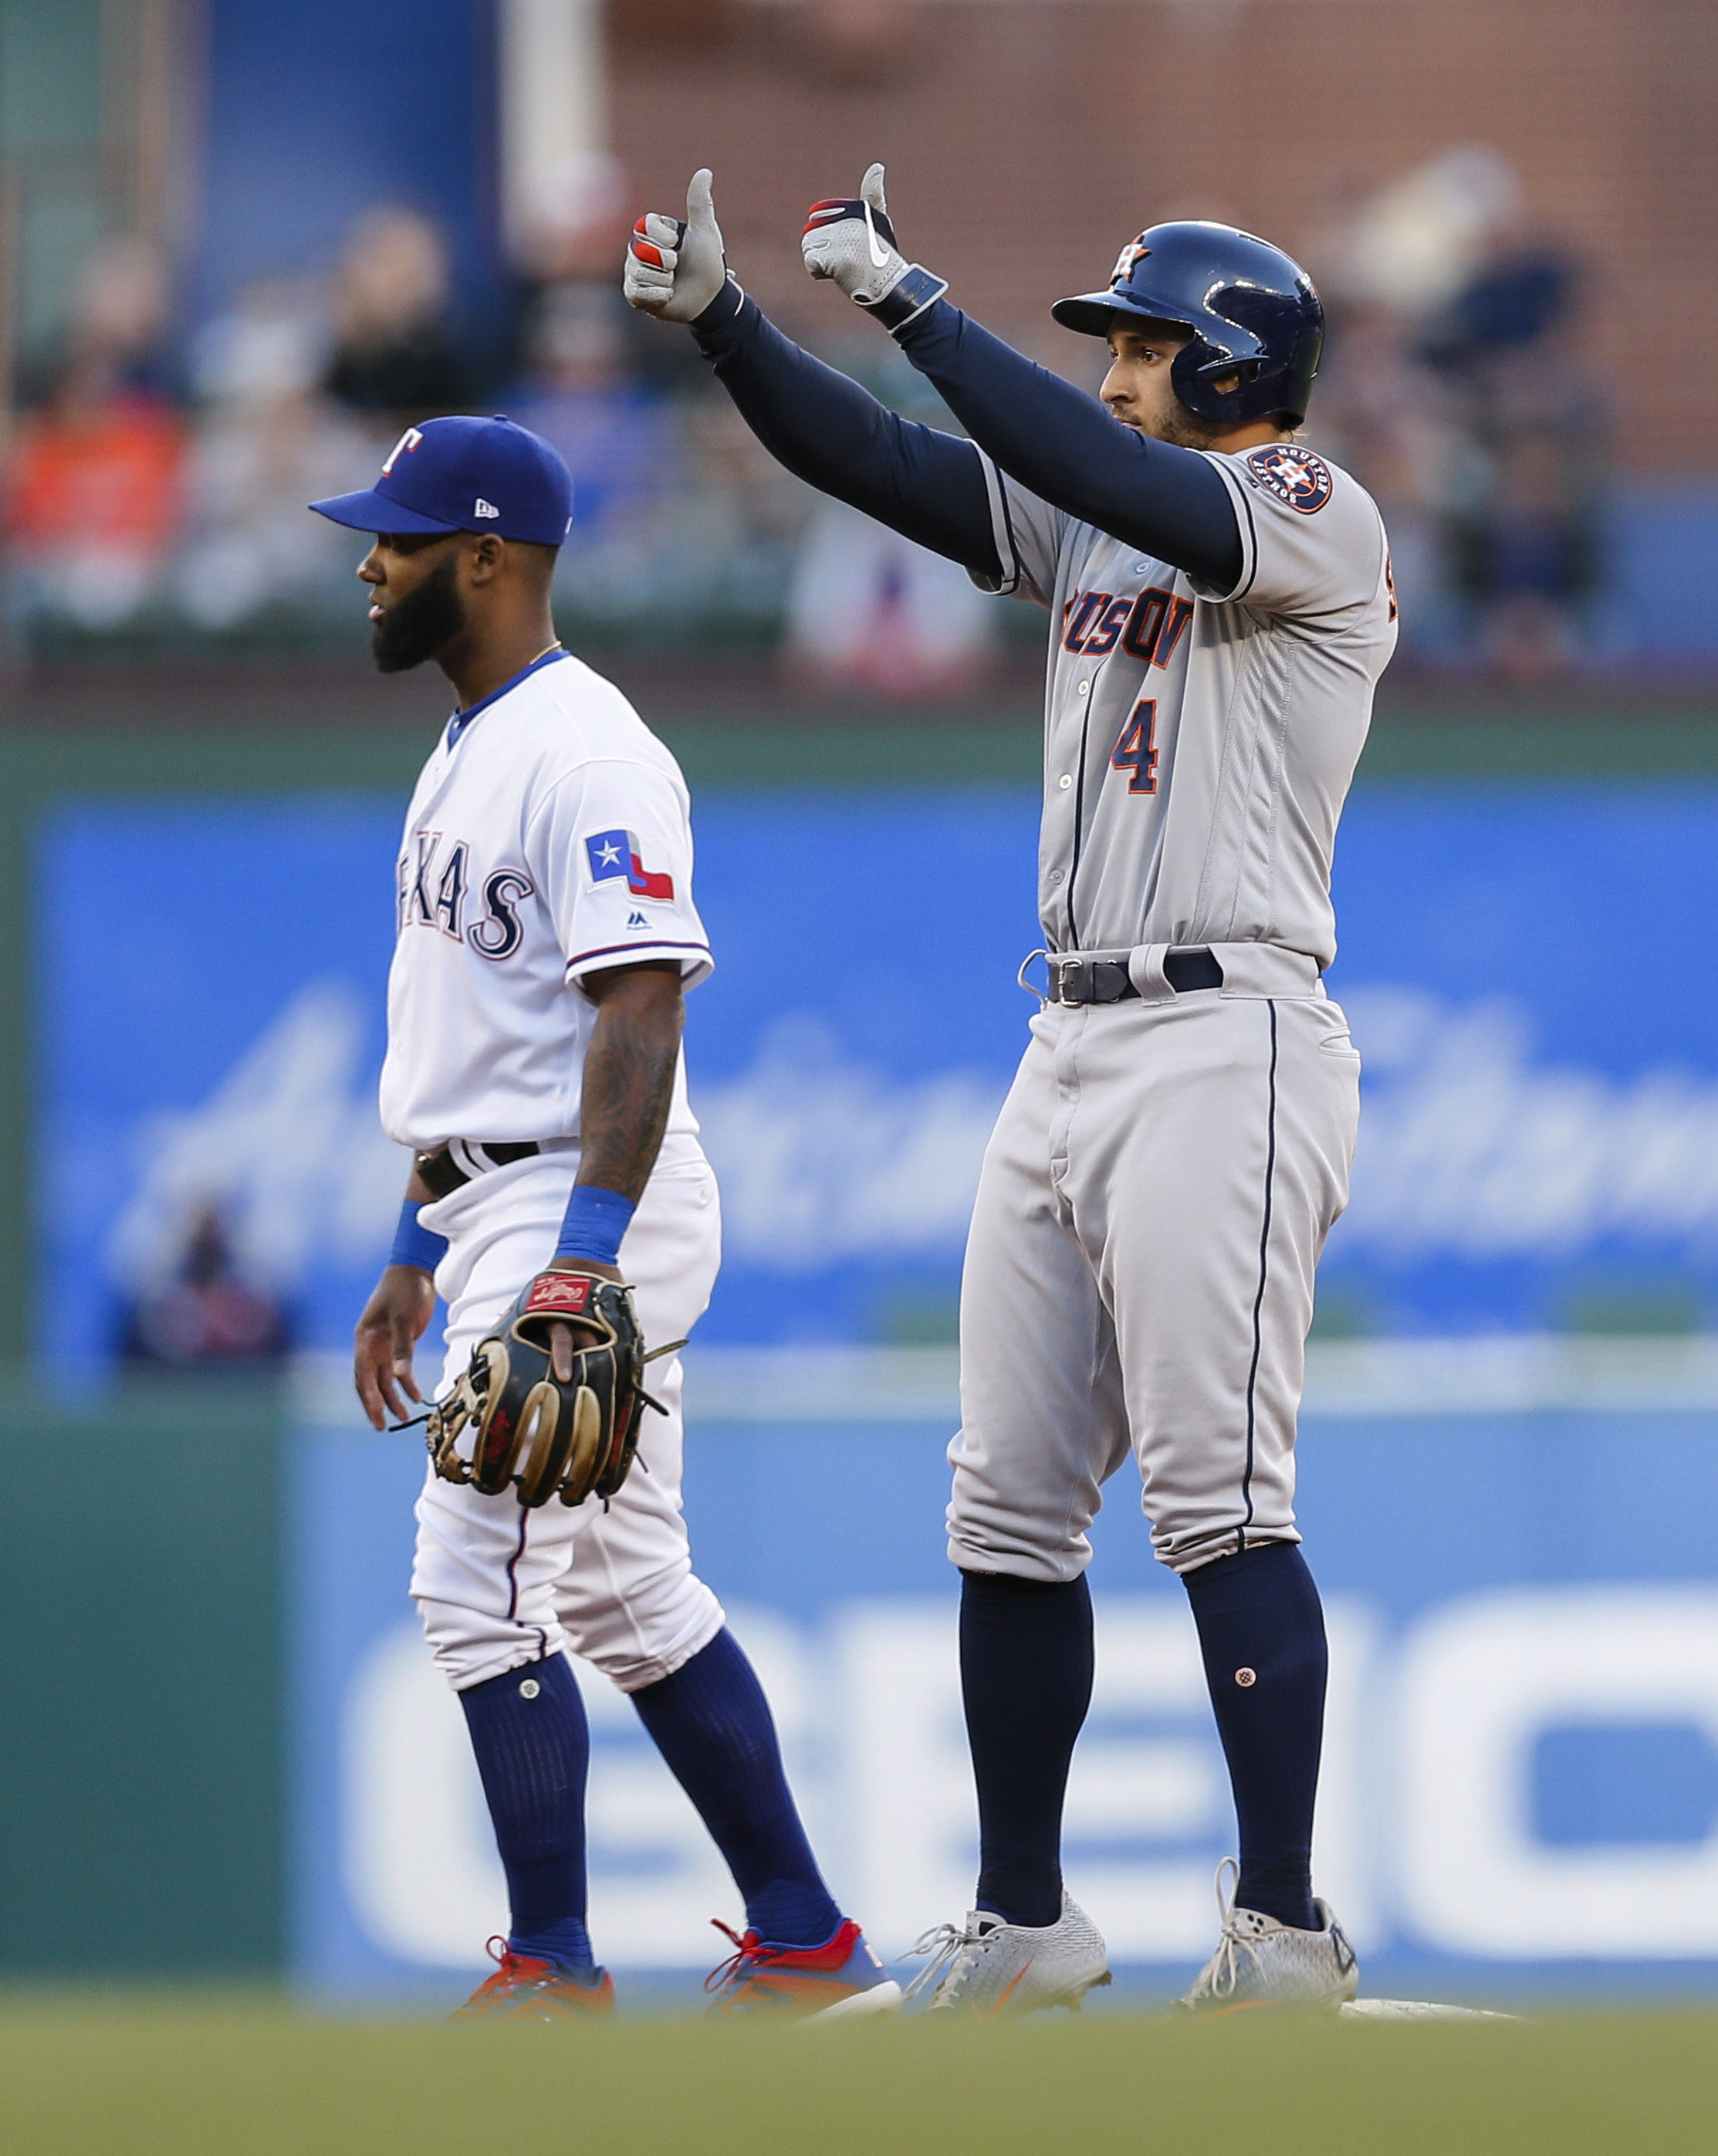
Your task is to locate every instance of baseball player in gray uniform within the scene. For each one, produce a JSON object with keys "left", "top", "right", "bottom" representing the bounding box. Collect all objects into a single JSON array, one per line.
[{"left": 625, "top": 167, "right": 1395, "bottom": 2013}]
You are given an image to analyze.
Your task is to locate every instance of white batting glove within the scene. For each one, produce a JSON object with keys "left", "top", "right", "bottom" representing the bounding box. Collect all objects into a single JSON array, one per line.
[
  {"left": 801, "top": 162, "right": 948, "bottom": 332},
  {"left": 623, "top": 168, "right": 731, "bottom": 323}
]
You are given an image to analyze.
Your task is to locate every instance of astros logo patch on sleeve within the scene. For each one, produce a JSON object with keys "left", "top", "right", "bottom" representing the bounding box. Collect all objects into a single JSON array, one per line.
[
  {"left": 1244, "top": 443, "right": 1334, "bottom": 514},
  {"left": 584, "top": 828, "right": 675, "bottom": 902}
]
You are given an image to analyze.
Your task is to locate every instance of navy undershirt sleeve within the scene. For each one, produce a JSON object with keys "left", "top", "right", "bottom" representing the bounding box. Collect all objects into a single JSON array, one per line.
[
  {"left": 894, "top": 299, "right": 1244, "bottom": 593},
  {"left": 689, "top": 283, "right": 1002, "bottom": 580}
]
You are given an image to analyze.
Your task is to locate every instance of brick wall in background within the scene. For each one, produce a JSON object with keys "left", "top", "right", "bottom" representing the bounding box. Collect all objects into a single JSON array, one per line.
[{"left": 610, "top": 0, "right": 1717, "bottom": 475}]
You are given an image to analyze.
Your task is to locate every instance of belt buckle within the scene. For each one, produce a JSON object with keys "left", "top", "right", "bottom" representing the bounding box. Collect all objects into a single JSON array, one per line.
[{"left": 1052, "top": 959, "right": 1087, "bottom": 1007}]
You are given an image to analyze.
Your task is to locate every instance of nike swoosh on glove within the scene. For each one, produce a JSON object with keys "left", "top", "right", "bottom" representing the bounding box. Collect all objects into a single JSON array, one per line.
[
  {"left": 624, "top": 167, "right": 731, "bottom": 323},
  {"left": 801, "top": 162, "right": 947, "bottom": 329}
]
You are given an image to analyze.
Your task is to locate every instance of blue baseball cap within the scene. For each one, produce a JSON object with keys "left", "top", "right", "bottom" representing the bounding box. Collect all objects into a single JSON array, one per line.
[{"left": 309, "top": 415, "right": 573, "bottom": 546}]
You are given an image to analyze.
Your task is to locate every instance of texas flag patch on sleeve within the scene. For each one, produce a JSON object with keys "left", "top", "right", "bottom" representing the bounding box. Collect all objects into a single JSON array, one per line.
[{"left": 584, "top": 828, "right": 675, "bottom": 902}]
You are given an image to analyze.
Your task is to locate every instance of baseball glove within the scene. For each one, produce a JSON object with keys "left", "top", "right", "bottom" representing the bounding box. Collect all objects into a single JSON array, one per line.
[{"left": 425, "top": 1271, "right": 668, "bottom": 1509}]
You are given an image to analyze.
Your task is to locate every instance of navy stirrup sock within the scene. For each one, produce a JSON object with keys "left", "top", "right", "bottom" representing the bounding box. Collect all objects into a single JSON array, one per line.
[
  {"left": 631, "top": 1628, "right": 841, "bottom": 1948},
  {"left": 458, "top": 1654, "right": 595, "bottom": 1973},
  {"left": 1183, "top": 1540, "right": 1327, "bottom": 1933},
  {"left": 960, "top": 1569, "right": 1094, "bottom": 1930}
]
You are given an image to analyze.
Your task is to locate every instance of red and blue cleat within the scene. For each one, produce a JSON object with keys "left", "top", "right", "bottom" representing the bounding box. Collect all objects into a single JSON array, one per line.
[
  {"left": 703, "top": 1917, "right": 903, "bottom": 2020},
  {"left": 451, "top": 1937, "right": 617, "bottom": 2022}
]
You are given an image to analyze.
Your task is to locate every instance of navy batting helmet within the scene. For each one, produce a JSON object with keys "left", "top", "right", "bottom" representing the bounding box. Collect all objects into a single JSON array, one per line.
[{"left": 1053, "top": 222, "right": 1324, "bottom": 427}]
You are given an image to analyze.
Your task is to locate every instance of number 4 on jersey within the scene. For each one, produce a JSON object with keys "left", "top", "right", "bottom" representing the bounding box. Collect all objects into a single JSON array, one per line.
[{"left": 1111, "top": 699, "right": 1158, "bottom": 794}]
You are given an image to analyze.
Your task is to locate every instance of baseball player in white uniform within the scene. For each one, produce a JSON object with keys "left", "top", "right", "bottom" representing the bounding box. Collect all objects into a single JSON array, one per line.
[
  {"left": 312, "top": 415, "right": 898, "bottom": 2021},
  {"left": 625, "top": 170, "right": 1395, "bottom": 2012}
]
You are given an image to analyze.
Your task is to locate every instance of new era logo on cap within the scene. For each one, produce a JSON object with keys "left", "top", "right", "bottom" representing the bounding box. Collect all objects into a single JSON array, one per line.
[{"left": 308, "top": 415, "right": 573, "bottom": 547}]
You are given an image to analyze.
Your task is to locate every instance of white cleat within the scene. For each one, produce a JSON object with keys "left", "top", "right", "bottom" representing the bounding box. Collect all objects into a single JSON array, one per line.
[
  {"left": 1341, "top": 1998, "right": 1517, "bottom": 2022},
  {"left": 905, "top": 1894, "right": 1111, "bottom": 2018},
  {"left": 1176, "top": 1861, "right": 1358, "bottom": 2014}
]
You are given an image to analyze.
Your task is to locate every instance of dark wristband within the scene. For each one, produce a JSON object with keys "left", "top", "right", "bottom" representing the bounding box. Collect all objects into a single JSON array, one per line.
[
  {"left": 391, "top": 1200, "right": 448, "bottom": 1274},
  {"left": 861, "top": 264, "right": 949, "bottom": 334}
]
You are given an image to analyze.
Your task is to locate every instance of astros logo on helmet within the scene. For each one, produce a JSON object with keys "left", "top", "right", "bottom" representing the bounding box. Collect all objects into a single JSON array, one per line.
[{"left": 1109, "top": 234, "right": 1150, "bottom": 287}]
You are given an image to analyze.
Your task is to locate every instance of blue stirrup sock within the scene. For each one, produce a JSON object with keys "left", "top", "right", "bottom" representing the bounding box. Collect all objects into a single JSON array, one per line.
[
  {"left": 959, "top": 1569, "right": 1094, "bottom": 1930},
  {"left": 1183, "top": 1540, "right": 1327, "bottom": 1934},
  {"left": 631, "top": 1628, "right": 842, "bottom": 1948},
  {"left": 458, "top": 1654, "right": 597, "bottom": 1975}
]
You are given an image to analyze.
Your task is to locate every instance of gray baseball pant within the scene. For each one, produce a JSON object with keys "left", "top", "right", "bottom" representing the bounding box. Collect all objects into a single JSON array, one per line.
[{"left": 948, "top": 947, "right": 1360, "bottom": 1579}]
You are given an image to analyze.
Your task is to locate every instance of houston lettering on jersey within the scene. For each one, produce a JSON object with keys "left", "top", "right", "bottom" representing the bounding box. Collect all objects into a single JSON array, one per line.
[
  {"left": 1060, "top": 584, "right": 1193, "bottom": 664},
  {"left": 584, "top": 828, "right": 675, "bottom": 902}
]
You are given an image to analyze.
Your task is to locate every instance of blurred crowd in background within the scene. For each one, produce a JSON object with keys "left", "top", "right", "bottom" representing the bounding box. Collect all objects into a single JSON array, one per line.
[{"left": 1, "top": 141, "right": 1601, "bottom": 690}]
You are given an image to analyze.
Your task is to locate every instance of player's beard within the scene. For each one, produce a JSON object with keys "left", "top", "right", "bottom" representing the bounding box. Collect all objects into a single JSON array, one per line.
[
  {"left": 1152, "top": 403, "right": 1226, "bottom": 451},
  {"left": 370, "top": 550, "right": 466, "bottom": 673}
]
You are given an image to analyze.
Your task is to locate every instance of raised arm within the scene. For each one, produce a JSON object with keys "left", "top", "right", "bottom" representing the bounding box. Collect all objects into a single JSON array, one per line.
[
  {"left": 799, "top": 166, "right": 1243, "bottom": 592},
  {"left": 624, "top": 171, "right": 1001, "bottom": 579},
  {"left": 892, "top": 303, "right": 1241, "bottom": 591}
]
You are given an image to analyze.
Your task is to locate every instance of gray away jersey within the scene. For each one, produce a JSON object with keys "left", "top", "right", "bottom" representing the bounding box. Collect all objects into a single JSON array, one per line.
[{"left": 976, "top": 440, "right": 1397, "bottom": 971}]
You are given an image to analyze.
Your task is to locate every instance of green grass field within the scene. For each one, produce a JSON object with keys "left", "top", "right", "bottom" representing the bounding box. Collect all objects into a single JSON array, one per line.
[{"left": 2, "top": 1999, "right": 1713, "bottom": 2156}]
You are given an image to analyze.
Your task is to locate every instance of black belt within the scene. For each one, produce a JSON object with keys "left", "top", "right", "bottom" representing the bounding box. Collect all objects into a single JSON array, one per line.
[
  {"left": 414, "top": 1139, "right": 542, "bottom": 1201},
  {"left": 1048, "top": 948, "right": 1223, "bottom": 1006}
]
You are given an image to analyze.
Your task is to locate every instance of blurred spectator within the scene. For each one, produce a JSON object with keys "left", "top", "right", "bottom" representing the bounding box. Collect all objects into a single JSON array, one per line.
[
  {"left": 171, "top": 279, "right": 380, "bottom": 632},
  {"left": 117, "top": 1205, "right": 291, "bottom": 1369},
  {"left": 5, "top": 237, "right": 188, "bottom": 629},
  {"left": 1313, "top": 148, "right": 1605, "bottom": 679},
  {"left": 323, "top": 207, "right": 475, "bottom": 422},
  {"left": 508, "top": 283, "right": 671, "bottom": 542},
  {"left": 1419, "top": 247, "right": 1603, "bottom": 682},
  {"left": 786, "top": 499, "right": 994, "bottom": 695},
  {"left": 783, "top": 340, "right": 994, "bottom": 693},
  {"left": 14, "top": 233, "right": 184, "bottom": 411},
  {"left": 548, "top": 389, "right": 809, "bottom": 647},
  {"left": 508, "top": 147, "right": 631, "bottom": 290}
]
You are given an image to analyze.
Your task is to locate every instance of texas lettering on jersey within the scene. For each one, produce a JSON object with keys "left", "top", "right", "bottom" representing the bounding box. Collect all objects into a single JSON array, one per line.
[{"left": 399, "top": 830, "right": 535, "bottom": 960}]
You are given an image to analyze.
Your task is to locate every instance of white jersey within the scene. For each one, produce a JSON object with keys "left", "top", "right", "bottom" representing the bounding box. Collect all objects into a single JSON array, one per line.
[
  {"left": 379, "top": 649, "right": 713, "bottom": 1152},
  {"left": 976, "top": 440, "right": 1396, "bottom": 970}
]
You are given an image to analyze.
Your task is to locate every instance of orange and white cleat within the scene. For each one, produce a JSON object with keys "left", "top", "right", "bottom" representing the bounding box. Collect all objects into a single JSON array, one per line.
[
  {"left": 703, "top": 1917, "right": 903, "bottom": 2020},
  {"left": 451, "top": 1936, "right": 617, "bottom": 2022}
]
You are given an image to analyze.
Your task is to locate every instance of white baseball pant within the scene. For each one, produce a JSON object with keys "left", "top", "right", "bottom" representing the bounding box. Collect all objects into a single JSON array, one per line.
[
  {"left": 949, "top": 950, "right": 1360, "bottom": 1579},
  {"left": 410, "top": 1139, "right": 727, "bottom": 1693}
]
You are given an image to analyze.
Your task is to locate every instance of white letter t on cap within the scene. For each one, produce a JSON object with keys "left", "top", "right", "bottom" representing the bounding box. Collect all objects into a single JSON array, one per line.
[{"left": 381, "top": 426, "right": 424, "bottom": 475}]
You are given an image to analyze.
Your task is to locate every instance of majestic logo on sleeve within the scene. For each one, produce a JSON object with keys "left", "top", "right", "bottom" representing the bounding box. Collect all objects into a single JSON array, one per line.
[
  {"left": 1244, "top": 443, "right": 1334, "bottom": 514},
  {"left": 585, "top": 829, "right": 675, "bottom": 902}
]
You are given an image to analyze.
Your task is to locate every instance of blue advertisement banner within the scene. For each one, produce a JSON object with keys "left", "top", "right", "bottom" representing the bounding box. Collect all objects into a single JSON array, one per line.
[
  {"left": 288, "top": 1400, "right": 1718, "bottom": 2000},
  {"left": 35, "top": 777, "right": 1718, "bottom": 1996},
  {"left": 38, "top": 782, "right": 1718, "bottom": 1365}
]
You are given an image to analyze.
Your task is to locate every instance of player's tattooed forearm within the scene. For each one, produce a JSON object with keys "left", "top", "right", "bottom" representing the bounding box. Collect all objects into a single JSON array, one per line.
[{"left": 578, "top": 990, "right": 684, "bottom": 1202}]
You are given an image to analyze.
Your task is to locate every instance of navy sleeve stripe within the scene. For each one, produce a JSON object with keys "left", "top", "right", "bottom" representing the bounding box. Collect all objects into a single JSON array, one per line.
[{"left": 567, "top": 939, "right": 712, "bottom": 970}]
